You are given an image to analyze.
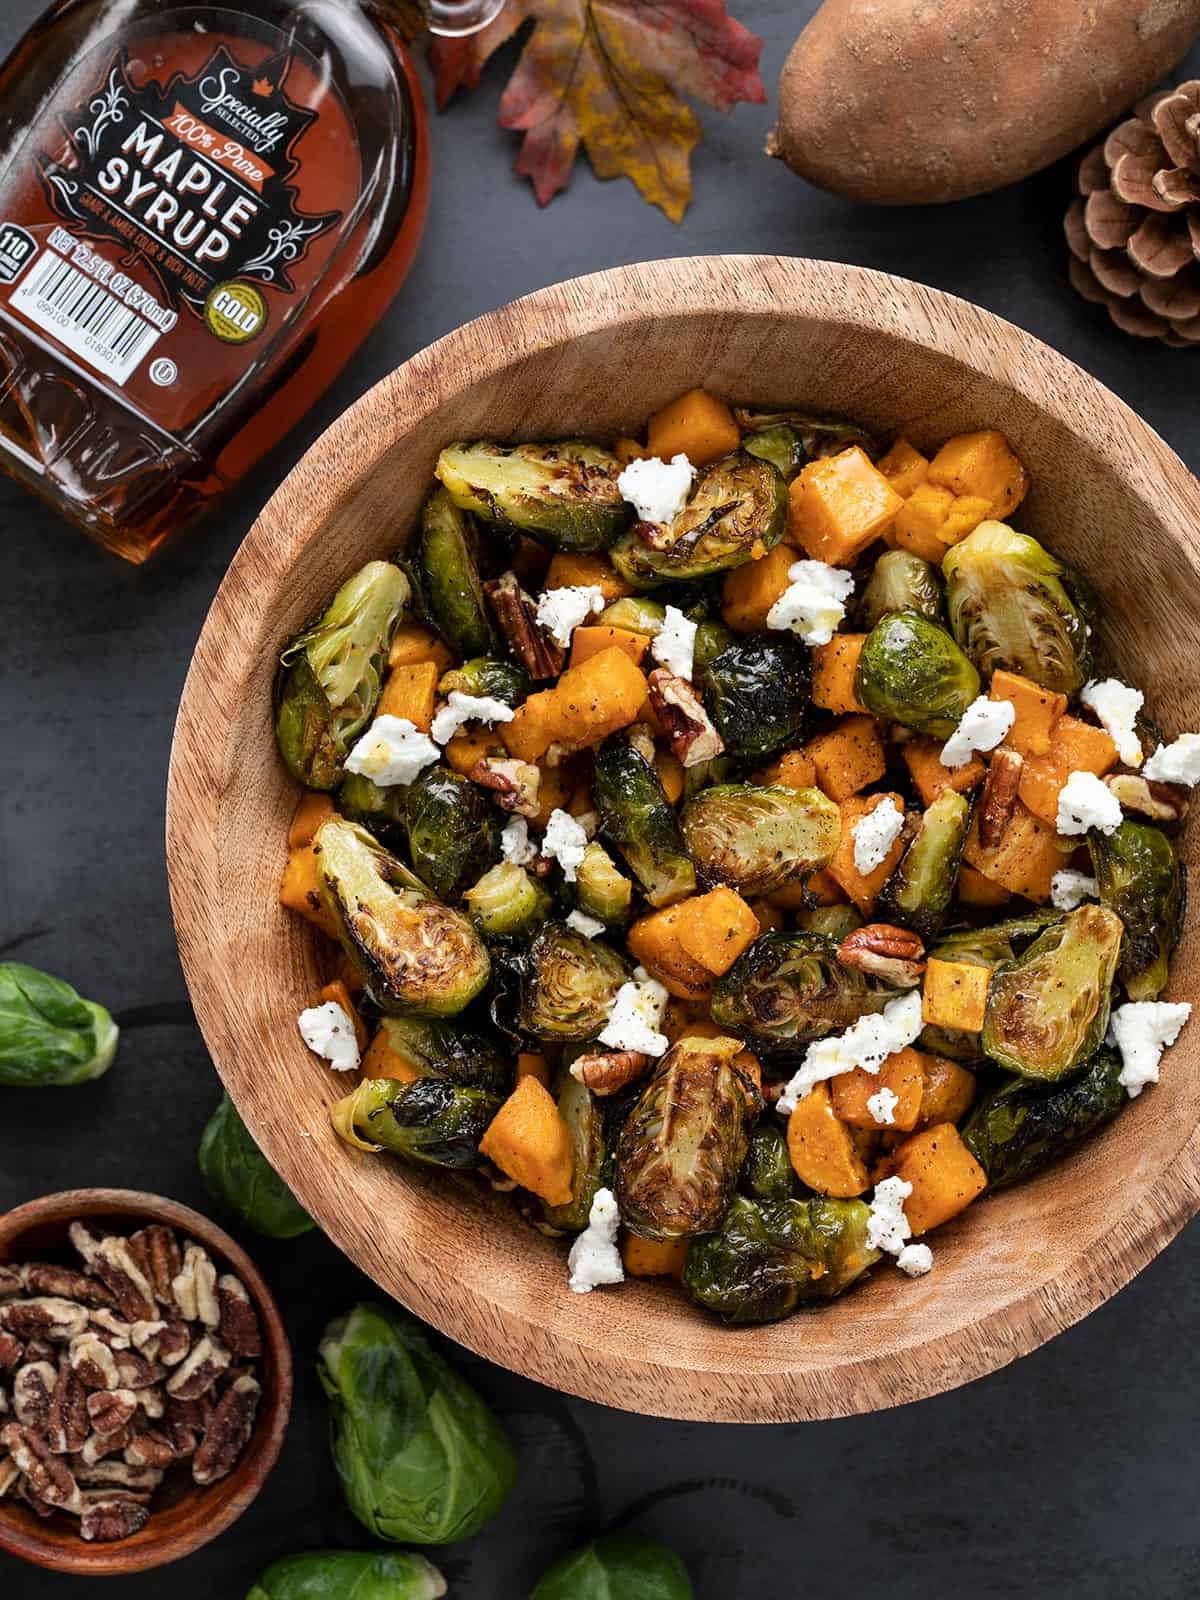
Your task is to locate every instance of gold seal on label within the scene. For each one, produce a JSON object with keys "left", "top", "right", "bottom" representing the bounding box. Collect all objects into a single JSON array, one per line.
[{"left": 204, "top": 281, "right": 268, "bottom": 343}]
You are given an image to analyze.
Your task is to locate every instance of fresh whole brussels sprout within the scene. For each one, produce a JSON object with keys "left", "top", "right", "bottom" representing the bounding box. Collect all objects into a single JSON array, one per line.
[
  {"left": 681, "top": 782, "right": 841, "bottom": 898},
  {"left": 855, "top": 610, "right": 981, "bottom": 737},
  {"left": 275, "top": 560, "right": 409, "bottom": 790},
  {"left": 616, "top": 1034, "right": 760, "bottom": 1240},
  {"left": 682, "top": 1195, "right": 880, "bottom": 1325},
  {"left": 593, "top": 732, "right": 696, "bottom": 907},
  {"left": 700, "top": 635, "right": 811, "bottom": 760},
  {"left": 961, "top": 1045, "right": 1125, "bottom": 1190},
  {"left": 0, "top": 963, "right": 118, "bottom": 1089},
  {"left": 518, "top": 922, "right": 630, "bottom": 1041},
  {"left": 1088, "top": 819, "right": 1183, "bottom": 1001},
  {"left": 464, "top": 861, "right": 552, "bottom": 939},
  {"left": 332, "top": 1076, "right": 502, "bottom": 1166},
  {"left": 543, "top": 1065, "right": 609, "bottom": 1232},
  {"left": 436, "top": 440, "right": 630, "bottom": 552},
  {"left": 611, "top": 451, "right": 788, "bottom": 585},
  {"left": 943, "top": 520, "right": 1091, "bottom": 694},
  {"left": 412, "top": 488, "right": 499, "bottom": 658},
  {"left": 317, "top": 818, "right": 490, "bottom": 1017},
  {"left": 319, "top": 1302, "right": 516, "bottom": 1543},
  {"left": 982, "top": 903, "right": 1124, "bottom": 1081},
  {"left": 877, "top": 788, "right": 970, "bottom": 941},
  {"left": 860, "top": 548, "right": 943, "bottom": 630},
  {"left": 199, "top": 1093, "right": 313, "bottom": 1238},
  {"left": 711, "top": 933, "right": 898, "bottom": 1058},
  {"left": 401, "top": 765, "right": 500, "bottom": 904},
  {"left": 741, "top": 1120, "right": 803, "bottom": 1202},
  {"left": 733, "top": 405, "right": 877, "bottom": 463},
  {"left": 438, "top": 656, "right": 530, "bottom": 707},
  {"left": 531, "top": 1534, "right": 694, "bottom": 1600},
  {"left": 367, "top": 1015, "right": 513, "bottom": 1093},
  {"left": 246, "top": 1550, "right": 446, "bottom": 1600}
]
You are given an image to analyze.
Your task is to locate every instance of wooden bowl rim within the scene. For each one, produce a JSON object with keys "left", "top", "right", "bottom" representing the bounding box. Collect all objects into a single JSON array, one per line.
[
  {"left": 167, "top": 254, "right": 1200, "bottom": 1422},
  {"left": 0, "top": 1188, "right": 293, "bottom": 1574}
]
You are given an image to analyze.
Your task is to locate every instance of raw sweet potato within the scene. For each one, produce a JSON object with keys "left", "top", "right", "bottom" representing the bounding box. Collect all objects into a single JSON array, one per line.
[{"left": 479, "top": 1076, "right": 575, "bottom": 1207}]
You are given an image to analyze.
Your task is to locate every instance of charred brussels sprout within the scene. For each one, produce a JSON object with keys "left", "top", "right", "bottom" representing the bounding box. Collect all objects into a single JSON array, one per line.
[
  {"left": 943, "top": 521, "right": 1090, "bottom": 694},
  {"left": 740, "top": 423, "right": 808, "bottom": 481},
  {"left": 711, "top": 933, "right": 897, "bottom": 1058},
  {"left": 317, "top": 818, "right": 490, "bottom": 1017},
  {"left": 861, "top": 549, "right": 943, "bottom": 630},
  {"left": 518, "top": 923, "right": 630, "bottom": 1041},
  {"left": 982, "top": 903, "right": 1124, "bottom": 1081},
  {"left": 616, "top": 1035, "right": 759, "bottom": 1240},
  {"left": 199, "top": 1093, "right": 313, "bottom": 1238},
  {"left": 275, "top": 560, "right": 409, "bottom": 790},
  {"left": 402, "top": 766, "right": 500, "bottom": 904},
  {"left": 741, "top": 1121, "right": 802, "bottom": 1202},
  {"left": 367, "top": 1015, "right": 512, "bottom": 1093},
  {"left": 464, "top": 861, "right": 552, "bottom": 939},
  {"left": 700, "top": 635, "right": 810, "bottom": 760},
  {"left": 962, "top": 1046, "right": 1125, "bottom": 1189},
  {"left": 1088, "top": 820, "right": 1183, "bottom": 1002},
  {"left": 337, "top": 771, "right": 410, "bottom": 848},
  {"left": 573, "top": 842, "right": 633, "bottom": 928},
  {"left": 611, "top": 452, "right": 788, "bottom": 585},
  {"left": 733, "top": 406, "right": 876, "bottom": 462},
  {"left": 681, "top": 783, "right": 840, "bottom": 898},
  {"left": 437, "top": 656, "right": 529, "bottom": 707},
  {"left": 531, "top": 1535, "right": 694, "bottom": 1600},
  {"left": 413, "top": 488, "right": 498, "bottom": 658},
  {"left": 682, "top": 1195, "right": 880, "bottom": 1325},
  {"left": 318, "top": 1302, "right": 515, "bottom": 1543},
  {"left": 246, "top": 1551, "right": 446, "bottom": 1600},
  {"left": 436, "top": 440, "right": 629, "bottom": 553},
  {"left": 0, "top": 963, "right": 118, "bottom": 1089},
  {"left": 594, "top": 732, "right": 696, "bottom": 907},
  {"left": 543, "top": 1066, "right": 609, "bottom": 1232},
  {"left": 855, "top": 610, "right": 980, "bottom": 737},
  {"left": 878, "top": 789, "right": 970, "bottom": 941},
  {"left": 332, "top": 1077, "right": 502, "bottom": 1168}
]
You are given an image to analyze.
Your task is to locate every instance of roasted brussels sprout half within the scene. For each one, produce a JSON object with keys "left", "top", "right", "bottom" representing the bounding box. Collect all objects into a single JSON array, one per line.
[
  {"left": 740, "top": 423, "right": 807, "bottom": 481},
  {"left": 855, "top": 610, "right": 981, "bottom": 737},
  {"left": 594, "top": 732, "right": 696, "bottom": 907},
  {"left": 599, "top": 595, "right": 667, "bottom": 635},
  {"left": 246, "top": 1551, "right": 446, "bottom": 1600},
  {"left": 741, "top": 1121, "right": 803, "bottom": 1203},
  {"left": 681, "top": 783, "right": 841, "bottom": 898},
  {"left": 616, "top": 1035, "right": 759, "bottom": 1240},
  {"left": 437, "top": 655, "right": 530, "bottom": 707},
  {"left": 733, "top": 406, "right": 876, "bottom": 462},
  {"left": 982, "top": 903, "right": 1124, "bottom": 1081},
  {"left": 412, "top": 488, "right": 499, "bottom": 658},
  {"left": 700, "top": 635, "right": 811, "bottom": 760},
  {"left": 319, "top": 1302, "right": 515, "bottom": 1543},
  {"left": 878, "top": 788, "right": 970, "bottom": 941},
  {"left": 611, "top": 451, "right": 788, "bottom": 585},
  {"left": 199, "top": 1093, "right": 313, "bottom": 1238},
  {"left": 693, "top": 618, "right": 736, "bottom": 672},
  {"left": 573, "top": 841, "right": 633, "bottom": 928},
  {"left": 1088, "top": 820, "right": 1183, "bottom": 1002},
  {"left": 531, "top": 1534, "right": 694, "bottom": 1600},
  {"left": 963, "top": 1046, "right": 1125, "bottom": 1191},
  {"left": 0, "top": 962, "right": 118, "bottom": 1089},
  {"left": 275, "top": 560, "right": 409, "bottom": 790},
  {"left": 368, "top": 1014, "right": 512, "bottom": 1093},
  {"left": 464, "top": 861, "right": 552, "bottom": 939},
  {"left": 943, "top": 521, "right": 1091, "bottom": 694},
  {"left": 682, "top": 1195, "right": 880, "bottom": 1325},
  {"left": 337, "top": 771, "right": 410, "bottom": 848},
  {"left": 798, "top": 903, "right": 863, "bottom": 942},
  {"left": 317, "top": 818, "right": 490, "bottom": 1017},
  {"left": 518, "top": 922, "right": 630, "bottom": 1041},
  {"left": 932, "top": 911, "right": 1063, "bottom": 969},
  {"left": 436, "top": 440, "right": 629, "bottom": 552},
  {"left": 860, "top": 549, "right": 943, "bottom": 630},
  {"left": 711, "top": 932, "right": 897, "bottom": 1058},
  {"left": 332, "top": 1076, "right": 503, "bottom": 1168},
  {"left": 401, "top": 765, "right": 500, "bottom": 904},
  {"left": 543, "top": 1065, "right": 609, "bottom": 1232}
]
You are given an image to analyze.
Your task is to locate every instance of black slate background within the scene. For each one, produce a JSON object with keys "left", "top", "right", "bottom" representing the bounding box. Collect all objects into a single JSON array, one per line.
[{"left": 3, "top": 2, "right": 1200, "bottom": 1595}]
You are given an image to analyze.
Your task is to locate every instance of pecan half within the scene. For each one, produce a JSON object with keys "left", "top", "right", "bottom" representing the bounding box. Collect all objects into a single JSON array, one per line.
[
  {"left": 79, "top": 1492, "right": 151, "bottom": 1543},
  {"left": 137, "top": 1386, "right": 165, "bottom": 1421},
  {"left": 92, "top": 1237, "right": 157, "bottom": 1324},
  {"left": 12, "top": 1361, "right": 57, "bottom": 1430},
  {"left": 127, "top": 1226, "right": 182, "bottom": 1308},
  {"left": 132, "top": 1318, "right": 190, "bottom": 1368},
  {"left": 484, "top": 571, "right": 566, "bottom": 679},
  {"left": 70, "top": 1334, "right": 121, "bottom": 1391},
  {"left": 24, "top": 1339, "right": 57, "bottom": 1362},
  {"left": 21, "top": 1263, "right": 115, "bottom": 1309},
  {"left": 46, "top": 1359, "right": 90, "bottom": 1454},
  {"left": 1, "top": 1423, "right": 81, "bottom": 1512},
  {"left": 472, "top": 756, "right": 541, "bottom": 818},
  {"left": 171, "top": 1243, "right": 219, "bottom": 1329},
  {"left": 838, "top": 925, "right": 926, "bottom": 988},
  {"left": 979, "top": 747, "right": 1023, "bottom": 849},
  {"left": 86, "top": 1388, "right": 139, "bottom": 1438},
  {"left": 165, "top": 1336, "right": 230, "bottom": 1400},
  {"left": 74, "top": 1458, "right": 164, "bottom": 1492},
  {"left": 0, "top": 1297, "right": 89, "bottom": 1343},
  {"left": 87, "top": 1309, "right": 133, "bottom": 1349},
  {"left": 164, "top": 1394, "right": 213, "bottom": 1437},
  {"left": 569, "top": 1049, "right": 651, "bottom": 1096},
  {"left": 21, "top": 1482, "right": 59, "bottom": 1519},
  {"left": 80, "top": 1424, "right": 135, "bottom": 1465},
  {"left": 113, "top": 1350, "right": 163, "bottom": 1392},
  {"left": 0, "top": 1333, "right": 22, "bottom": 1371},
  {"left": 192, "top": 1374, "right": 260, "bottom": 1487},
  {"left": 216, "top": 1276, "right": 261, "bottom": 1360},
  {"left": 68, "top": 1221, "right": 103, "bottom": 1270},
  {"left": 646, "top": 669, "right": 725, "bottom": 768},
  {"left": 1105, "top": 772, "right": 1189, "bottom": 824},
  {"left": 124, "top": 1430, "right": 177, "bottom": 1470}
]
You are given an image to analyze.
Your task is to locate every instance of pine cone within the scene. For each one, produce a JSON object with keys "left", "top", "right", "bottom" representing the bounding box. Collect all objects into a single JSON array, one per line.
[{"left": 1065, "top": 83, "right": 1200, "bottom": 347}]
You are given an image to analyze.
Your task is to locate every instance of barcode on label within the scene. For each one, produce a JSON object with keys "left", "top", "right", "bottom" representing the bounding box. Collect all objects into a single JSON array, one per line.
[{"left": 10, "top": 248, "right": 161, "bottom": 384}]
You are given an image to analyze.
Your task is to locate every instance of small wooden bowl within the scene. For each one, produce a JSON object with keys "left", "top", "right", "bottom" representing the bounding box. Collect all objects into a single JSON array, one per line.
[
  {"left": 167, "top": 256, "right": 1200, "bottom": 1422},
  {"left": 0, "top": 1189, "right": 292, "bottom": 1575}
]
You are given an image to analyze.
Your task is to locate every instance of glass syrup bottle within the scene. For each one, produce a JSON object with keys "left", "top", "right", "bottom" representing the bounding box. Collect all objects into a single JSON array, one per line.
[{"left": 0, "top": 0, "right": 435, "bottom": 562}]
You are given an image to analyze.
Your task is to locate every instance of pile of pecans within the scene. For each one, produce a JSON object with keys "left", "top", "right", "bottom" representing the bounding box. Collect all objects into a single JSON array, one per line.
[{"left": 0, "top": 1219, "right": 263, "bottom": 1543}]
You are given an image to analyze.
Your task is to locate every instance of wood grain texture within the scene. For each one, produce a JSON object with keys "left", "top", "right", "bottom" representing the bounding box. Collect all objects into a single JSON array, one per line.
[
  {"left": 0, "top": 1190, "right": 292, "bottom": 1575},
  {"left": 166, "top": 256, "right": 1200, "bottom": 1423}
]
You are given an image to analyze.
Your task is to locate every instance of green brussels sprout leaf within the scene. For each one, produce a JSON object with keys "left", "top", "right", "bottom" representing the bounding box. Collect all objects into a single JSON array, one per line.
[
  {"left": 593, "top": 733, "right": 696, "bottom": 908},
  {"left": 332, "top": 1076, "right": 503, "bottom": 1168},
  {"left": 518, "top": 923, "right": 630, "bottom": 1042},
  {"left": 611, "top": 452, "right": 787, "bottom": 585},
  {"left": 413, "top": 488, "right": 499, "bottom": 658},
  {"left": 1088, "top": 819, "right": 1183, "bottom": 1002},
  {"left": 860, "top": 548, "right": 943, "bottom": 630}
]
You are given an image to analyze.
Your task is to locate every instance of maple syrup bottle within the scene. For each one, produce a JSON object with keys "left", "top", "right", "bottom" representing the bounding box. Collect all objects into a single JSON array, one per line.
[{"left": 0, "top": 1, "right": 432, "bottom": 561}]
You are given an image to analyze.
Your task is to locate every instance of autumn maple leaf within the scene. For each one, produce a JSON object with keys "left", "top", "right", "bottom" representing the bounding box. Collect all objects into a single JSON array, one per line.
[{"left": 429, "top": 0, "right": 767, "bottom": 222}]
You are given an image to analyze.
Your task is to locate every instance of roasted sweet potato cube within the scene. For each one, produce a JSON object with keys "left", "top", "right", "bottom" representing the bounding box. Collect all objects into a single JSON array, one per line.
[
  {"left": 830, "top": 1046, "right": 925, "bottom": 1131},
  {"left": 516, "top": 1052, "right": 551, "bottom": 1088},
  {"left": 963, "top": 798, "right": 1071, "bottom": 901},
  {"left": 545, "top": 551, "right": 631, "bottom": 601},
  {"left": 902, "top": 735, "right": 986, "bottom": 807},
  {"left": 621, "top": 1232, "right": 688, "bottom": 1279},
  {"left": 884, "top": 1123, "right": 987, "bottom": 1234},
  {"left": 786, "top": 1082, "right": 869, "bottom": 1197},
  {"left": 927, "top": 429, "right": 1029, "bottom": 521},
  {"left": 787, "top": 447, "right": 903, "bottom": 565},
  {"left": 361, "top": 1026, "right": 421, "bottom": 1083},
  {"left": 288, "top": 792, "right": 335, "bottom": 849},
  {"left": 804, "top": 867, "right": 847, "bottom": 906},
  {"left": 827, "top": 791, "right": 906, "bottom": 915},
  {"left": 988, "top": 669, "right": 1067, "bottom": 759},
  {"left": 627, "top": 902, "right": 714, "bottom": 1000},
  {"left": 549, "top": 647, "right": 648, "bottom": 751},
  {"left": 479, "top": 1076, "right": 575, "bottom": 1207},
  {"left": 922, "top": 958, "right": 990, "bottom": 1033},
  {"left": 807, "top": 715, "right": 887, "bottom": 801},
  {"left": 444, "top": 725, "right": 504, "bottom": 776},
  {"left": 756, "top": 749, "right": 818, "bottom": 789},
  {"left": 318, "top": 980, "right": 367, "bottom": 1050},
  {"left": 388, "top": 622, "right": 456, "bottom": 674},
  {"left": 655, "top": 750, "right": 685, "bottom": 805},
  {"left": 956, "top": 863, "right": 1011, "bottom": 909},
  {"left": 674, "top": 886, "right": 761, "bottom": 976},
  {"left": 914, "top": 1054, "right": 977, "bottom": 1130},
  {"left": 876, "top": 437, "right": 930, "bottom": 498},
  {"left": 279, "top": 845, "right": 337, "bottom": 938},
  {"left": 721, "top": 542, "right": 795, "bottom": 632},
  {"left": 568, "top": 625, "right": 649, "bottom": 670},
  {"left": 647, "top": 388, "right": 740, "bottom": 466},
  {"left": 378, "top": 660, "right": 439, "bottom": 732},
  {"left": 890, "top": 482, "right": 956, "bottom": 563},
  {"left": 502, "top": 690, "right": 558, "bottom": 763},
  {"left": 1018, "top": 714, "right": 1119, "bottom": 826},
  {"left": 812, "top": 634, "right": 868, "bottom": 714}
]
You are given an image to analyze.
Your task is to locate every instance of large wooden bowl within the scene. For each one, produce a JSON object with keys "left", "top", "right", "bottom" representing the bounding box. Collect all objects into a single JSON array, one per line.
[{"left": 167, "top": 256, "right": 1200, "bottom": 1422}]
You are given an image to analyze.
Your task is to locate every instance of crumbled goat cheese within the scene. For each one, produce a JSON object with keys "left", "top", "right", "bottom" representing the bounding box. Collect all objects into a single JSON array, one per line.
[
  {"left": 500, "top": 815, "right": 536, "bottom": 866},
  {"left": 599, "top": 970, "right": 669, "bottom": 1057},
  {"left": 867, "top": 1086, "right": 900, "bottom": 1126},
  {"left": 1110, "top": 1000, "right": 1192, "bottom": 1098},
  {"left": 566, "top": 909, "right": 606, "bottom": 939},
  {"left": 535, "top": 585, "right": 605, "bottom": 648},
  {"left": 776, "top": 992, "right": 924, "bottom": 1114},
  {"left": 896, "top": 1243, "right": 934, "bottom": 1278},
  {"left": 1051, "top": 869, "right": 1098, "bottom": 911},
  {"left": 297, "top": 1002, "right": 360, "bottom": 1073},
  {"left": 1143, "top": 732, "right": 1200, "bottom": 786},
  {"left": 765, "top": 560, "right": 856, "bottom": 647},
  {"left": 1081, "top": 678, "right": 1144, "bottom": 767},
  {"left": 1056, "top": 769, "right": 1123, "bottom": 836},
  {"left": 541, "top": 809, "right": 589, "bottom": 881},
  {"left": 430, "top": 691, "right": 515, "bottom": 746},
  {"left": 567, "top": 1187, "right": 625, "bottom": 1293},
  {"left": 617, "top": 453, "right": 696, "bottom": 524},
  {"left": 866, "top": 1175, "right": 913, "bottom": 1254},
  {"left": 652, "top": 605, "right": 698, "bottom": 681},
  {"left": 852, "top": 795, "right": 905, "bottom": 875},
  {"left": 939, "top": 695, "right": 1016, "bottom": 769},
  {"left": 344, "top": 714, "right": 439, "bottom": 787}
]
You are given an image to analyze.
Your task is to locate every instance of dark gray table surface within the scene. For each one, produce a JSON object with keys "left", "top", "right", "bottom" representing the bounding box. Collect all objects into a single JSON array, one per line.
[{"left": 3, "top": 3, "right": 1200, "bottom": 1595}]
